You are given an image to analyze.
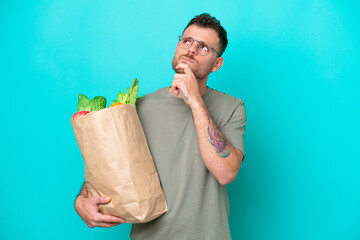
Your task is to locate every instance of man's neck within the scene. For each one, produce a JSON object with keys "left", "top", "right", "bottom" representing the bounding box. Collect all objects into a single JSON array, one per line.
[{"left": 198, "top": 79, "right": 208, "bottom": 95}]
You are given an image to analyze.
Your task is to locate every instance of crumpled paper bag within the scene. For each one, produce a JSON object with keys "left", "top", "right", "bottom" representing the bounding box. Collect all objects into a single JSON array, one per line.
[{"left": 71, "top": 104, "right": 168, "bottom": 223}]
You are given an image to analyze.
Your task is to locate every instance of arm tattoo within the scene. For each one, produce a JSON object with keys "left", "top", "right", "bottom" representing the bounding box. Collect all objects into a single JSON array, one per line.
[
  {"left": 206, "top": 114, "right": 231, "bottom": 158},
  {"left": 180, "top": 90, "right": 189, "bottom": 101}
]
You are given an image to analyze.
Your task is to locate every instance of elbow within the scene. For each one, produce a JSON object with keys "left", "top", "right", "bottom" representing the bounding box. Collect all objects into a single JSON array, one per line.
[
  {"left": 216, "top": 159, "right": 242, "bottom": 185},
  {"left": 213, "top": 148, "right": 243, "bottom": 185},
  {"left": 218, "top": 177, "right": 233, "bottom": 186},
  {"left": 217, "top": 170, "right": 238, "bottom": 186}
]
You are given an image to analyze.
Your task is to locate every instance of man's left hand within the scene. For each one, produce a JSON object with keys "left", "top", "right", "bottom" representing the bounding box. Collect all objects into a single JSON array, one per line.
[{"left": 171, "top": 63, "right": 202, "bottom": 108}]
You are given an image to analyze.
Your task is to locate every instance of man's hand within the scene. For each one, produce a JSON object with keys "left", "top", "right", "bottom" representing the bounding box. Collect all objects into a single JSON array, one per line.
[
  {"left": 75, "top": 195, "right": 125, "bottom": 228},
  {"left": 171, "top": 63, "right": 202, "bottom": 108}
]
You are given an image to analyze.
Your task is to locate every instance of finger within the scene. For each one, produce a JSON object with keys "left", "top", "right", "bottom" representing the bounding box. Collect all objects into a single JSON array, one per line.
[
  {"left": 174, "top": 73, "right": 182, "bottom": 78},
  {"left": 172, "top": 85, "right": 188, "bottom": 101},
  {"left": 172, "top": 81, "right": 187, "bottom": 95},
  {"left": 173, "top": 87, "right": 180, "bottom": 95},
  {"left": 91, "top": 196, "right": 111, "bottom": 205},
  {"left": 172, "top": 80, "right": 184, "bottom": 86},
  {"left": 174, "top": 74, "right": 187, "bottom": 80},
  {"left": 175, "top": 67, "right": 185, "bottom": 74},
  {"left": 95, "top": 222, "right": 122, "bottom": 228},
  {"left": 171, "top": 84, "right": 180, "bottom": 96},
  {"left": 96, "top": 213, "right": 126, "bottom": 223},
  {"left": 176, "top": 63, "right": 194, "bottom": 76}
]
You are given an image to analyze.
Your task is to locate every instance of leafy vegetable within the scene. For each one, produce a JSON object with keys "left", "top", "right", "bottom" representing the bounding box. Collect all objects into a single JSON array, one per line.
[
  {"left": 127, "top": 79, "right": 139, "bottom": 104},
  {"left": 129, "top": 84, "right": 138, "bottom": 104},
  {"left": 77, "top": 94, "right": 107, "bottom": 112},
  {"left": 117, "top": 88, "right": 128, "bottom": 103},
  {"left": 112, "top": 78, "right": 142, "bottom": 105},
  {"left": 90, "top": 96, "right": 107, "bottom": 111},
  {"left": 136, "top": 96, "right": 143, "bottom": 102},
  {"left": 77, "top": 94, "right": 91, "bottom": 112}
]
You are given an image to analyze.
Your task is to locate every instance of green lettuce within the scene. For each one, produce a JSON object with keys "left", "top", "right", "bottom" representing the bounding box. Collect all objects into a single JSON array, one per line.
[
  {"left": 77, "top": 94, "right": 91, "bottom": 112},
  {"left": 90, "top": 96, "right": 107, "bottom": 111},
  {"left": 77, "top": 94, "right": 107, "bottom": 112}
]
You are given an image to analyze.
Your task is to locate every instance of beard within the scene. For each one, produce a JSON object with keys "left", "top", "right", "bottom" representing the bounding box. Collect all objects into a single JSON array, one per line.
[{"left": 171, "top": 54, "right": 213, "bottom": 81}]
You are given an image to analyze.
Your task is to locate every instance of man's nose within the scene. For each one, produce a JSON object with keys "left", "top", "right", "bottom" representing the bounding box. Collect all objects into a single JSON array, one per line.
[{"left": 187, "top": 42, "right": 198, "bottom": 55}]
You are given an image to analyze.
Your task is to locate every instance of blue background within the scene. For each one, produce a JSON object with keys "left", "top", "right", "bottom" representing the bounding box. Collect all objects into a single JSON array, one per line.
[{"left": 1, "top": 0, "right": 359, "bottom": 239}]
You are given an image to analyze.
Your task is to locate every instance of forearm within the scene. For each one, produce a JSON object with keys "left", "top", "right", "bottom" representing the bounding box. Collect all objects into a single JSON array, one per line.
[
  {"left": 191, "top": 100, "right": 242, "bottom": 185},
  {"left": 169, "top": 63, "right": 243, "bottom": 184}
]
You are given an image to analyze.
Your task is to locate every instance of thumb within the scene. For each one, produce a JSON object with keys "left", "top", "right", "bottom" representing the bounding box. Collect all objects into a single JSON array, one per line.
[{"left": 93, "top": 196, "right": 111, "bottom": 204}]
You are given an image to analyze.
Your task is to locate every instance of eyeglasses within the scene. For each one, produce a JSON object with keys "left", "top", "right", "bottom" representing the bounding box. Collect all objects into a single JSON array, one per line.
[{"left": 178, "top": 35, "right": 221, "bottom": 57}]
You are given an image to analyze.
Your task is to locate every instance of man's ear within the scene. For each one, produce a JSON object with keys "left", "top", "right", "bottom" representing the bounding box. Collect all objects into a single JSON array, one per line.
[{"left": 211, "top": 57, "right": 224, "bottom": 72}]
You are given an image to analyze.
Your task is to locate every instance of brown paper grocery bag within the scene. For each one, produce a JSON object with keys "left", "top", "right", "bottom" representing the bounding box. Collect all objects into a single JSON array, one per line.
[{"left": 71, "top": 104, "right": 168, "bottom": 223}]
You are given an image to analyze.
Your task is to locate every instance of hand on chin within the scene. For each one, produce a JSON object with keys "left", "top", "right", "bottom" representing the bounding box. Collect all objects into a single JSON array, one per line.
[{"left": 177, "top": 61, "right": 193, "bottom": 73}]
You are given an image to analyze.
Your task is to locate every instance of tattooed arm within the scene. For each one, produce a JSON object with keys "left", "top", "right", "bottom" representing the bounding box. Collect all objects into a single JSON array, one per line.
[
  {"left": 191, "top": 100, "right": 244, "bottom": 185},
  {"left": 171, "top": 63, "right": 243, "bottom": 185}
]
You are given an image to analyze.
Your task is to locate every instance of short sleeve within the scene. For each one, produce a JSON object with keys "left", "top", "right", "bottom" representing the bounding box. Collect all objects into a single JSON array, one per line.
[{"left": 220, "top": 101, "right": 247, "bottom": 158}]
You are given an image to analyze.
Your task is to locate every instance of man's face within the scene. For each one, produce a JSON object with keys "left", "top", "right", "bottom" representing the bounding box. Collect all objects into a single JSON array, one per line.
[{"left": 172, "top": 25, "right": 221, "bottom": 81}]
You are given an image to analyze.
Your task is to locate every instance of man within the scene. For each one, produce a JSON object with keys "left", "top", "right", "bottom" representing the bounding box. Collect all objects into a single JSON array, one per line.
[{"left": 75, "top": 13, "right": 246, "bottom": 239}]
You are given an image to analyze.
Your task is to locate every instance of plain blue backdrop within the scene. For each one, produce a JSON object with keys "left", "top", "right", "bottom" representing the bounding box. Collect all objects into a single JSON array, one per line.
[{"left": 1, "top": 0, "right": 359, "bottom": 239}]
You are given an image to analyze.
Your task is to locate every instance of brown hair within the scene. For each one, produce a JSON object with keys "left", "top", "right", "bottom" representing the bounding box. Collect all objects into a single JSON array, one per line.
[{"left": 183, "top": 13, "right": 228, "bottom": 56}]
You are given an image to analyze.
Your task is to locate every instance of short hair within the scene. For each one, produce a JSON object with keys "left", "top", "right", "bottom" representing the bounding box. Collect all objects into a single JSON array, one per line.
[{"left": 183, "top": 13, "right": 228, "bottom": 56}]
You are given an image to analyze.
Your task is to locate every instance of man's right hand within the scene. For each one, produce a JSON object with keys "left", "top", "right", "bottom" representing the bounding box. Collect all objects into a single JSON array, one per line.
[{"left": 75, "top": 195, "right": 125, "bottom": 228}]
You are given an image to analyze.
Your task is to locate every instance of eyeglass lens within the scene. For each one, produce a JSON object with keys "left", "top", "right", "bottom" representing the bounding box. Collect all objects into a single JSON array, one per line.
[{"left": 179, "top": 37, "right": 211, "bottom": 56}]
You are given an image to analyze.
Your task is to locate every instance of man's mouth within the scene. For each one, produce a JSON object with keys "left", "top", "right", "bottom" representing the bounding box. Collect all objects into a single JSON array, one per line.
[{"left": 180, "top": 57, "right": 195, "bottom": 64}]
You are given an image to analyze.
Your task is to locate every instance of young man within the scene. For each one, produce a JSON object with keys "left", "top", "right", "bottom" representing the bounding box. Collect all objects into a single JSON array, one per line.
[{"left": 75, "top": 13, "right": 246, "bottom": 239}]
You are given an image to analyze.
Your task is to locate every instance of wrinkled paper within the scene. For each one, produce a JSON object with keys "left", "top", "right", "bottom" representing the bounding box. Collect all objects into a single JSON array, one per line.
[{"left": 71, "top": 104, "right": 168, "bottom": 223}]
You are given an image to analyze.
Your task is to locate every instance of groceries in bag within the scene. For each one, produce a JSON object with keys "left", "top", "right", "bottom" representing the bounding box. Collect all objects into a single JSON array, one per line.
[{"left": 71, "top": 78, "right": 168, "bottom": 223}]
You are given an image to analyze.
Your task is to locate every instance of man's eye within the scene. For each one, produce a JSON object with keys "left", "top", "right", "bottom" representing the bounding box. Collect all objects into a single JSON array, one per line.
[
  {"left": 200, "top": 43, "right": 209, "bottom": 51},
  {"left": 182, "top": 39, "right": 192, "bottom": 44}
]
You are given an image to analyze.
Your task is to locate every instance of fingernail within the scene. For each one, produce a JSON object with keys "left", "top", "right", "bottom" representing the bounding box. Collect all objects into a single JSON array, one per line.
[{"left": 105, "top": 197, "right": 110, "bottom": 201}]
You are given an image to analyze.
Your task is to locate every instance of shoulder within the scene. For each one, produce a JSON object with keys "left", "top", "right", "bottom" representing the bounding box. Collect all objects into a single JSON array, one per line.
[
  {"left": 206, "top": 87, "right": 245, "bottom": 109},
  {"left": 205, "top": 87, "right": 246, "bottom": 127},
  {"left": 140, "top": 87, "right": 168, "bottom": 100},
  {"left": 136, "top": 87, "right": 168, "bottom": 106}
]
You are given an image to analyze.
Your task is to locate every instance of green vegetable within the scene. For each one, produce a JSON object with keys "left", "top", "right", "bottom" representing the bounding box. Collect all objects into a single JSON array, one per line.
[
  {"left": 113, "top": 78, "right": 142, "bottom": 104},
  {"left": 117, "top": 88, "right": 128, "bottom": 103},
  {"left": 77, "top": 94, "right": 91, "bottom": 112},
  {"left": 77, "top": 94, "right": 107, "bottom": 112},
  {"left": 136, "top": 96, "right": 143, "bottom": 102},
  {"left": 90, "top": 96, "right": 107, "bottom": 111},
  {"left": 129, "top": 85, "right": 138, "bottom": 104}
]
